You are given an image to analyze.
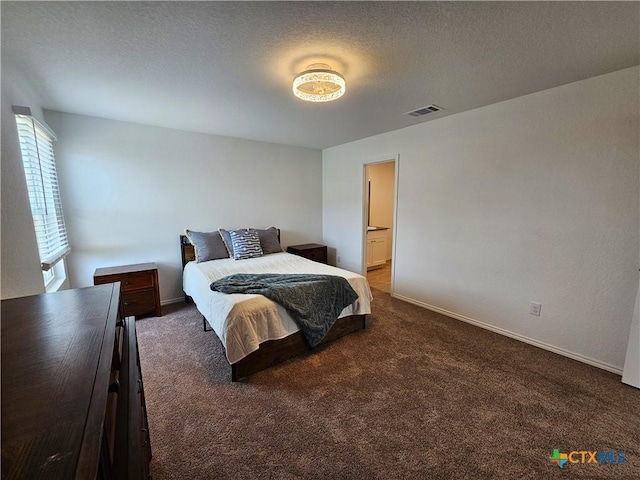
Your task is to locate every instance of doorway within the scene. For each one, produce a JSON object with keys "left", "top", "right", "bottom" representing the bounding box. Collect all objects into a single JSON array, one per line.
[{"left": 363, "top": 159, "right": 397, "bottom": 293}]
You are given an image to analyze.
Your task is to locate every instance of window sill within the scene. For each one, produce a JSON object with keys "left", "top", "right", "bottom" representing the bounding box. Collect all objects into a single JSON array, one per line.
[{"left": 45, "top": 276, "right": 66, "bottom": 293}]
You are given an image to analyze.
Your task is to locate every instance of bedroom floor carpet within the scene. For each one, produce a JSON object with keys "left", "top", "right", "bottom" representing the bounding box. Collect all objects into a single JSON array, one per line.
[{"left": 136, "top": 289, "right": 640, "bottom": 480}]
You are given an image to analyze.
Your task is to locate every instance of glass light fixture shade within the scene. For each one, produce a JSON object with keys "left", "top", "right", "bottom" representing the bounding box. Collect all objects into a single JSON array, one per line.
[{"left": 292, "top": 64, "right": 346, "bottom": 102}]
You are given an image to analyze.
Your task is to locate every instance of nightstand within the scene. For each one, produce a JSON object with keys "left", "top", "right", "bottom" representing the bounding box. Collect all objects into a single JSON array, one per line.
[
  {"left": 94, "top": 262, "right": 161, "bottom": 318},
  {"left": 287, "top": 243, "right": 328, "bottom": 264}
]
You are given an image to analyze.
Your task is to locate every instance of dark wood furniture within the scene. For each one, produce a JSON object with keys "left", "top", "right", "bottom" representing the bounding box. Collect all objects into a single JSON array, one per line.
[
  {"left": 180, "top": 234, "right": 366, "bottom": 381},
  {"left": 287, "top": 243, "right": 328, "bottom": 264},
  {"left": 181, "top": 235, "right": 197, "bottom": 267},
  {"left": 230, "top": 314, "right": 366, "bottom": 381},
  {"left": 1, "top": 284, "right": 151, "bottom": 479},
  {"left": 94, "top": 262, "right": 161, "bottom": 318}
]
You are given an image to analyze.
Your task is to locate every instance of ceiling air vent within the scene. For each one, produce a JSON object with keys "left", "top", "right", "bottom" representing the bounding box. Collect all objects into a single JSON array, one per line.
[{"left": 405, "top": 104, "right": 444, "bottom": 117}]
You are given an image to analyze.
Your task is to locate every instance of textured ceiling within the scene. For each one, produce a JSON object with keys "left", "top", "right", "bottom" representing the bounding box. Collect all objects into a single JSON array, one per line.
[{"left": 2, "top": 1, "right": 638, "bottom": 149}]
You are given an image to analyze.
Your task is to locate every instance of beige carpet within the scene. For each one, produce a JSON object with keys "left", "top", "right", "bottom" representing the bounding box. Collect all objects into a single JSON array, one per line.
[{"left": 136, "top": 289, "right": 640, "bottom": 479}]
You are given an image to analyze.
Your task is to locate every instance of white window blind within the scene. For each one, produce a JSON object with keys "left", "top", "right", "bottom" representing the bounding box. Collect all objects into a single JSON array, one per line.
[{"left": 14, "top": 108, "right": 70, "bottom": 271}]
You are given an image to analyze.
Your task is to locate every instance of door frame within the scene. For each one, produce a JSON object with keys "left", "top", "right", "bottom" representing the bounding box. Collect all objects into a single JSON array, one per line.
[{"left": 362, "top": 155, "right": 399, "bottom": 294}]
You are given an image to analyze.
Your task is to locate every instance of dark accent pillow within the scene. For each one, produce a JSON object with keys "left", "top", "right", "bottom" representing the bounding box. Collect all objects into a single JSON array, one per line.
[
  {"left": 185, "top": 230, "right": 229, "bottom": 263},
  {"left": 229, "top": 229, "right": 263, "bottom": 260},
  {"left": 250, "top": 227, "right": 282, "bottom": 254}
]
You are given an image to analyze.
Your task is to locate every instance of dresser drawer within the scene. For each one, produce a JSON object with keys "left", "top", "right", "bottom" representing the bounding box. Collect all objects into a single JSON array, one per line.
[
  {"left": 94, "top": 263, "right": 161, "bottom": 318},
  {"left": 119, "top": 272, "right": 154, "bottom": 291},
  {"left": 122, "top": 290, "right": 157, "bottom": 317},
  {"left": 113, "top": 317, "right": 152, "bottom": 479},
  {"left": 95, "top": 272, "right": 153, "bottom": 292},
  {"left": 367, "top": 229, "right": 387, "bottom": 241}
]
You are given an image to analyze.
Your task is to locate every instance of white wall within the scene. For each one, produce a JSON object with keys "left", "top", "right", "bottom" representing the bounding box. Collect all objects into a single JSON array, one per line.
[
  {"left": 44, "top": 112, "right": 323, "bottom": 303},
  {"left": 323, "top": 67, "right": 640, "bottom": 373},
  {"left": 1, "top": 65, "right": 48, "bottom": 299},
  {"left": 622, "top": 284, "right": 640, "bottom": 387},
  {"left": 622, "top": 154, "right": 640, "bottom": 388}
]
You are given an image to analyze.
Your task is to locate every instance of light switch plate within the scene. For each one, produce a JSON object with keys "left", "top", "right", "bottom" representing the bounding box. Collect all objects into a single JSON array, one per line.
[{"left": 530, "top": 302, "right": 542, "bottom": 316}]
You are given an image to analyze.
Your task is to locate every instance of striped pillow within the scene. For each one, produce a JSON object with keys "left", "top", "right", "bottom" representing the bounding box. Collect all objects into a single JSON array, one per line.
[{"left": 229, "top": 229, "right": 263, "bottom": 260}]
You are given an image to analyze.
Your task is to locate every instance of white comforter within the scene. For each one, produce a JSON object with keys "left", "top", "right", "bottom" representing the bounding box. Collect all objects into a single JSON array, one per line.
[{"left": 183, "top": 252, "right": 373, "bottom": 363}]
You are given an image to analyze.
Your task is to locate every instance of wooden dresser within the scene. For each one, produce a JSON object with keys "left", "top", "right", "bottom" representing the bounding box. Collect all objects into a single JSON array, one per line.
[
  {"left": 94, "top": 263, "right": 161, "bottom": 318},
  {"left": 1, "top": 284, "right": 151, "bottom": 479},
  {"left": 287, "top": 243, "right": 328, "bottom": 264}
]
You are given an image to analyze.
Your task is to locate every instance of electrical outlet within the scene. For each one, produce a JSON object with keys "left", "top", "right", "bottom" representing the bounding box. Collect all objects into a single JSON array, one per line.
[{"left": 530, "top": 302, "right": 542, "bottom": 316}]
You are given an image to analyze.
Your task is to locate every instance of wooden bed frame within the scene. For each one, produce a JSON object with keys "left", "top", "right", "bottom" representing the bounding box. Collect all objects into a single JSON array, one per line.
[{"left": 180, "top": 234, "right": 367, "bottom": 381}]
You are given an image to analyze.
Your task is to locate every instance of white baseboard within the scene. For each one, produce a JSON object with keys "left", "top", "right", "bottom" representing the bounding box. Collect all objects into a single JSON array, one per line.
[
  {"left": 391, "top": 293, "right": 623, "bottom": 376},
  {"left": 161, "top": 297, "right": 185, "bottom": 306}
]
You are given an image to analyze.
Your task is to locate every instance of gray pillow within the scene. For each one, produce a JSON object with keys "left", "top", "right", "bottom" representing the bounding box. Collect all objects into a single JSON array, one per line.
[
  {"left": 185, "top": 230, "right": 229, "bottom": 263},
  {"left": 229, "top": 229, "right": 263, "bottom": 260},
  {"left": 250, "top": 227, "right": 282, "bottom": 254},
  {"left": 218, "top": 228, "right": 234, "bottom": 257}
]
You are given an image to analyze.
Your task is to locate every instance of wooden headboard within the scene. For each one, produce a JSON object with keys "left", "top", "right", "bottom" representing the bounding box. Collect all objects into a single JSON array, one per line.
[
  {"left": 180, "top": 229, "right": 281, "bottom": 267},
  {"left": 180, "top": 235, "right": 196, "bottom": 267}
]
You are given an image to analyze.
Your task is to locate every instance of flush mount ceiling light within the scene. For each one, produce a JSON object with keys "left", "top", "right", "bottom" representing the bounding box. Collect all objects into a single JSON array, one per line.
[{"left": 292, "top": 63, "right": 346, "bottom": 102}]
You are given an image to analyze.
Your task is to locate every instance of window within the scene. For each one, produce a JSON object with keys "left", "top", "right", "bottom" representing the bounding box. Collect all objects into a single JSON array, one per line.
[{"left": 13, "top": 106, "right": 70, "bottom": 288}]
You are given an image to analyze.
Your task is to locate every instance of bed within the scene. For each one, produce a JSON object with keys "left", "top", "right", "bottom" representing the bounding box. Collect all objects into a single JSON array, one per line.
[{"left": 180, "top": 232, "right": 373, "bottom": 381}]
